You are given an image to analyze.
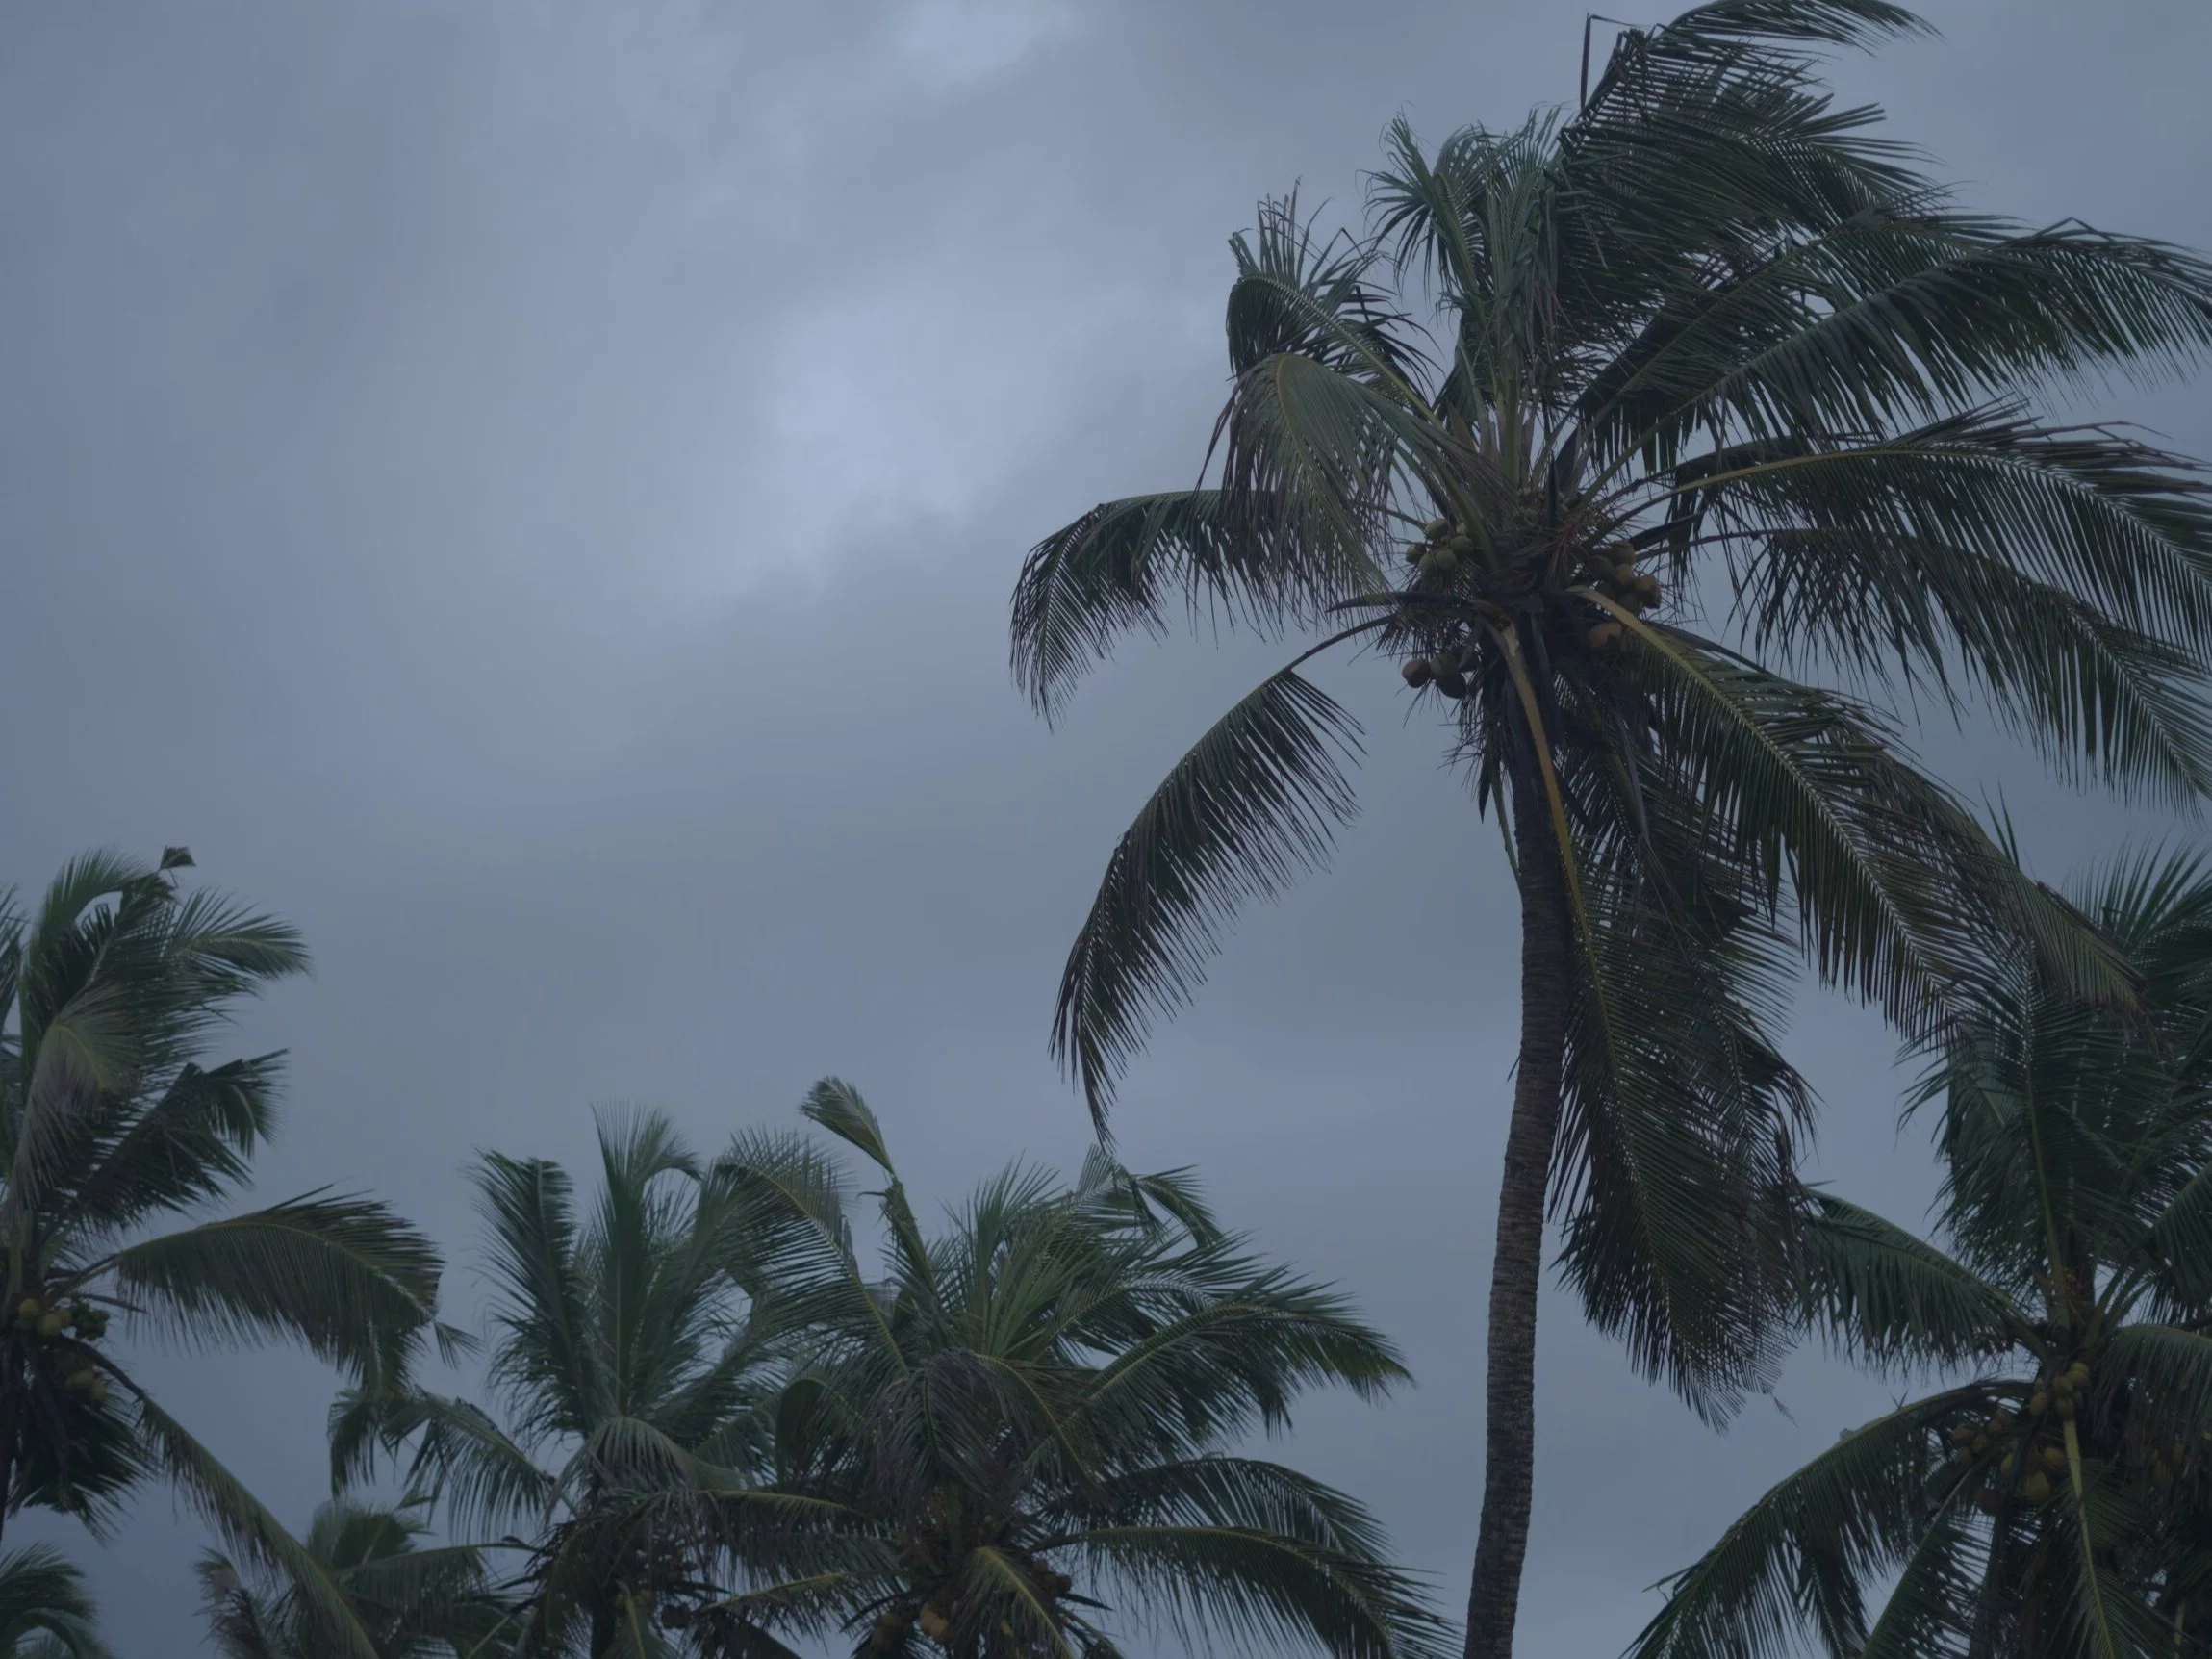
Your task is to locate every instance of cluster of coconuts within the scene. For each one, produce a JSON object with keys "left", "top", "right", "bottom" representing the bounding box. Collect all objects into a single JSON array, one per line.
[
  {"left": 2029, "top": 1358, "right": 2094, "bottom": 1422},
  {"left": 14, "top": 1296, "right": 109, "bottom": 1403},
  {"left": 2128, "top": 1428, "right": 2195, "bottom": 1492},
  {"left": 1578, "top": 546, "right": 1662, "bottom": 652},
  {"left": 1947, "top": 1361, "right": 2098, "bottom": 1513},
  {"left": 1405, "top": 517, "right": 1473, "bottom": 582},
  {"left": 875, "top": 1568, "right": 1074, "bottom": 1650},
  {"left": 1950, "top": 1404, "right": 2067, "bottom": 1510},
  {"left": 1401, "top": 641, "right": 1476, "bottom": 700}
]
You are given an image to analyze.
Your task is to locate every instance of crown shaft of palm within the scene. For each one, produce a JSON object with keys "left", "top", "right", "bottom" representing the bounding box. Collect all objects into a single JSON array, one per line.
[{"left": 1008, "top": 4, "right": 2212, "bottom": 1656}]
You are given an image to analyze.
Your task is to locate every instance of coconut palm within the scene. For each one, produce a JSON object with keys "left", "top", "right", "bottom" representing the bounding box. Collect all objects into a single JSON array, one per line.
[
  {"left": 0, "top": 1543, "right": 109, "bottom": 1657},
  {"left": 699, "top": 1080, "right": 1445, "bottom": 1659},
  {"left": 1632, "top": 848, "right": 2212, "bottom": 1659},
  {"left": 0, "top": 848, "right": 450, "bottom": 1658},
  {"left": 1006, "top": 4, "right": 2212, "bottom": 1652},
  {"left": 197, "top": 1499, "right": 512, "bottom": 1657},
  {"left": 337, "top": 1110, "right": 788, "bottom": 1656}
]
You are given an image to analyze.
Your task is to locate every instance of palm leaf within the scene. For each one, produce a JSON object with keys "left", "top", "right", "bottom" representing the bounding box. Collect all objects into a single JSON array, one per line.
[
  {"left": 134, "top": 1396, "right": 382, "bottom": 1659},
  {"left": 102, "top": 1191, "right": 442, "bottom": 1388},
  {"left": 1052, "top": 662, "right": 1362, "bottom": 1120}
]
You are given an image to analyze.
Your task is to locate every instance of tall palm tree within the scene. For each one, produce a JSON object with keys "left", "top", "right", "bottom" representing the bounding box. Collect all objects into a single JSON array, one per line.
[
  {"left": 1006, "top": 5, "right": 2212, "bottom": 1652},
  {"left": 703, "top": 1080, "right": 1445, "bottom": 1659},
  {"left": 1632, "top": 849, "right": 2212, "bottom": 1659},
  {"left": 198, "top": 1499, "right": 511, "bottom": 1658},
  {"left": 0, "top": 848, "right": 450, "bottom": 1659},
  {"left": 0, "top": 1544, "right": 109, "bottom": 1658},
  {"left": 339, "top": 1110, "right": 787, "bottom": 1656}
]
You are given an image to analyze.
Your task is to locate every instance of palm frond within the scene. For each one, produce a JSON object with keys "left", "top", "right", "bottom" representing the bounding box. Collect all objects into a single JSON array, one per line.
[
  {"left": 1792, "top": 1192, "right": 2025, "bottom": 1374},
  {"left": 1052, "top": 663, "right": 1361, "bottom": 1121},
  {"left": 135, "top": 1396, "right": 382, "bottom": 1659},
  {"left": 0, "top": 1544, "right": 110, "bottom": 1659},
  {"left": 104, "top": 1192, "right": 442, "bottom": 1388},
  {"left": 1627, "top": 1388, "right": 1985, "bottom": 1659}
]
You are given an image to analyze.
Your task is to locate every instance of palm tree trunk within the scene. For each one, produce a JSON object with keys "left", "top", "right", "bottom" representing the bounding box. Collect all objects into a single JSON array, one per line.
[{"left": 1463, "top": 772, "right": 1573, "bottom": 1659}]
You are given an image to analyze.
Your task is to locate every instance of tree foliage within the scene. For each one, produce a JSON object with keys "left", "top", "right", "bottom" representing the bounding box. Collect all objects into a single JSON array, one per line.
[
  {"left": 1008, "top": 0, "right": 2212, "bottom": 1417},
  {"left": 0, "top": 849, "right": 449, "bottom": 1659},
  {"left": 362, "top": 1085, "right": 1443, "bottom": 1659},
  {"left": 1637, "top": 850, "right": 2212, "bottom": 1659}
]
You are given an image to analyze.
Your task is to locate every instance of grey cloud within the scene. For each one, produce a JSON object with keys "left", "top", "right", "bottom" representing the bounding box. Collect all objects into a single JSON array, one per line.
[{"left": 2, "top": 1, "right": 2208, "bottom": 1650}]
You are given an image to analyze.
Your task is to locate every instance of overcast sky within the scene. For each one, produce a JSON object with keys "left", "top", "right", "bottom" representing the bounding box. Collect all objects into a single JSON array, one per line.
[{"left": 4, "top": 1, "right": 2210, "bottom": 1652}]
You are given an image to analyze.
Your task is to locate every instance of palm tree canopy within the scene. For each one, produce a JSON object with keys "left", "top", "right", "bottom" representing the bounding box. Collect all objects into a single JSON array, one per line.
[
  {"left": 198, "top": 1498, "right": 507, "bottom": 1658},
  {"left": 701, "top": 1080, "right": 1447, "bottom": 1659},
  {"left": 0, "top": 848, "right": 451, "bottom": 1659},
  {"left": 1009, "top": 0, "right": 2212, "bottom": 1409},
  {"left": 0, "top": 1544, "right": 109, "bottom": 1658},
  {"left": 1634, "top": 848, "right": 2212, "bottom": 1659},
  {"left": 339, "top": 1108, "right": 786, "bottom": 1654}
]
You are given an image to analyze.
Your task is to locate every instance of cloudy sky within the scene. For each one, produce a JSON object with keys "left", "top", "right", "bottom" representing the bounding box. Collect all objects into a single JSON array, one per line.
[{"left": 4, "top": 0, "right": 2210, "bottom": 1651}]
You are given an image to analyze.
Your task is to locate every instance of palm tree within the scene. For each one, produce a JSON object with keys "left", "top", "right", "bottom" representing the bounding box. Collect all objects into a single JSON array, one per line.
[
  {"left": 702, "top": 1080, "right": 1445, "bottom": 1659},
  {"left": 339, "top": 1110, "right": 787, "bottom": 1656},
  {"left": 198, "top": 1499, "right": 511, "bottom": 1657},
  {"left": 1006, "top": 5, "right": 2212, "bottom": 1652},
  {"left": 0, "top": 1544, "right": 109, "bottom": 1657},
  {"left": 0, "top": 848, "right": 450, "bottom": 1658},
  {"left": 1633, "top": 849, "right": 2212, "bottom": 1659}
]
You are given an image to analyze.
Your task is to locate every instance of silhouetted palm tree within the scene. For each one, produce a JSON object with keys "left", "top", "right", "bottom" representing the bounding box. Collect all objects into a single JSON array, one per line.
[
  {"left": 1637, "top": 850, "right": 2212, "bottom": 1659},
  {"left": 703, "top": 1081, "right": 1444, "bottom": 1659},
  {"left": 1007, "top": 6, "right": 2212, "bottom": 1652},
  {"left": 0, "top": 849, "right": 449, "bottom": 1659},
  {"left": 339, "top": 1110, "right": 784, "bottom": 1656}
]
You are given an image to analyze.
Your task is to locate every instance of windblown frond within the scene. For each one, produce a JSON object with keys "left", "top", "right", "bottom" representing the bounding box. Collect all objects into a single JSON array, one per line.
[{"left": 1052, "top": 666, "right": 1361, "bottom": 1121}]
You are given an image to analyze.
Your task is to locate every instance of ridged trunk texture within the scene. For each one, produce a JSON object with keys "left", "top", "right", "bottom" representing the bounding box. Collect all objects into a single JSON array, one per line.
[{"left": 1463, "top": 771, "right": 1573, "bottom": 1659}]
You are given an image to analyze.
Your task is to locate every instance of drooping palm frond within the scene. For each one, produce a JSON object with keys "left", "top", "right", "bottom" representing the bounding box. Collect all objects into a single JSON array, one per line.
[
  {"left": 1550, "top": 844, "right": 1811, "bottom": 1417},
  {"left": 138, "top": 1397, "right": 385, "bottom": 1659},
  {"left": 1050, "top": 663, "right": 1363, "bottom": 1120}
]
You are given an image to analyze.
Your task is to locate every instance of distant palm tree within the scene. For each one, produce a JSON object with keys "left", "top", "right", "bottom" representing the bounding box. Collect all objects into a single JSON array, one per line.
[
  {"left": 1635, "top": 850, "right": 2212, "bottom": 1659},
  {"left": 1006, "top": 4, "right": 2212, "bottom": 1652},
  {"left": 0, "top": 849, "right": 449, "bottom": 1659},
  {"left": 704, "top": 1081, "right": 1444, "bottom": 1659},
  {"left": 198, "top": 1499, "right": 510, "bottom": 1657},
  {"left": 339, "top": 1110, "right": 786, "bottom": 1656},
  {"left": 0, "top": 1544, "right": 108, "bottom": 1657}
]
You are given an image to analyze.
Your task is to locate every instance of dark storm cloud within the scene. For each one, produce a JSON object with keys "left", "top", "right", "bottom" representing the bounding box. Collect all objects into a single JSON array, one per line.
[{"left": 2, "top": 1, "right": 2208, "bottom": 1650}]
